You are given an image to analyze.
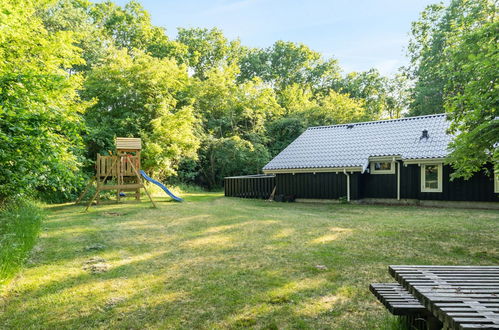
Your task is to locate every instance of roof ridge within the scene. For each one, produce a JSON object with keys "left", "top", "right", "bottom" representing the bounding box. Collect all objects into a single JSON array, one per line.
[{"left": 307, "top": 113, "right": 447, "bottom": 131}]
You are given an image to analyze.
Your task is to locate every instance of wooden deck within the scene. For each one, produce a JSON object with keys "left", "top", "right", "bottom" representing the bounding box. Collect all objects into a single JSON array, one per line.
[{"left": 389, "top": 265, "right": 499, "bottom": 329}]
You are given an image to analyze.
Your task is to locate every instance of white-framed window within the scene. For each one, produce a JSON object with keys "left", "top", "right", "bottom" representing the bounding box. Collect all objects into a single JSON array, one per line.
[
  {"left": 370, "top": 161, "right": 395, "bottom": 174},
  {"left": 495, "top": 171, "right": 499, "bottom": 193},
  {"left": 421, "top": 163, "right": 443, "bottom": 193}
]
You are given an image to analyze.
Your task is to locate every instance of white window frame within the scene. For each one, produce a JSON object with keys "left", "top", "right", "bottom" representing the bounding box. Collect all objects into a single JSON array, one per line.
[
  {"left": 420, "top": 163, "right": 443, "bottom": 193},
  {"left": 370, "top": 161, "right": 395, "bottom": 174},
  {"left": 495, "top": 171, "right": 499, "bottom": 193}
]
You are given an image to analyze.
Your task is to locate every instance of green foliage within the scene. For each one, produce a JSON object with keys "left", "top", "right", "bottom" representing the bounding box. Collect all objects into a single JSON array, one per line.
[
  {"left": 445, "top": 19, "right": 498, "bottom": 178},
  {"left": 407, "top": 0, "right": 497, "bottom": 177},
  {"left": 406, "top": 3, "right": 447, "bottom": 116},
  {"left": 239, "top": 40, "right": 340, "bottom": 90},
  {"left": 335, "top": 69, "right": 406, "bottom": 120},
  {"left": 199, "top": 136, "right": 270, "bottom": 188},
  {"left": 304, "top": 90, "right": 367, "bottom": 126},
  {"left": 266, "top": 117, "right": 307, "bottom": 156},
  {"left": 83, "top": 48, "right": 198, "bottom": 179},
  {"left": 190, "top": 65, "right": 282, "bottom": 138},
  {"left": 90, "top": 0, "right": 181, "bottom": 59},
  {"left": 407, "top": 0, "right": 495, "bottom": 116},
  {"left": 142, "top": 106, "right": 200, "bottom": 178},
  {"left": 0, "top": 0, "right": 87, "bottom": 201},
  {"left": 0, "top": 200, "right": 43, "bottom": 288},
  {"left": 447, "top": 120, "right": 499, "bottom": 179},
  {"left": 176, "top": 27, "right": 245, "bottom": 79},
  {"left": 40, "top": 0, "right": 108, "bottom": 71}
]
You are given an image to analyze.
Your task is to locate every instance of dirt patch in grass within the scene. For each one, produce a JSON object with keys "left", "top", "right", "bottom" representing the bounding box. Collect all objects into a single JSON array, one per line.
[{"left": 83, "top": 257, "right": 110, "bottom": 274}]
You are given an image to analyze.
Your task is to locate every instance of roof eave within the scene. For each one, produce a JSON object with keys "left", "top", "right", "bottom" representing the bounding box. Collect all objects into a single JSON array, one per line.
[
  {"left": 262, "top": 166, "right": 363, "bottom": 174},
  {"left": 402, "top": 157, "right": 446, "bottom": 165}
]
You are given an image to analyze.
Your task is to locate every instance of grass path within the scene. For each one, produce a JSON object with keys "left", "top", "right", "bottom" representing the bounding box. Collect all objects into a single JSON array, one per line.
[{"left": 0, "top": 193, "right": 498, "bottom": 329}]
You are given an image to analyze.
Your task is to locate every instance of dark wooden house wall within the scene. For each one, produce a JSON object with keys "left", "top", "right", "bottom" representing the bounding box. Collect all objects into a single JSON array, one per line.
[
  {"left": 400, "top": 164, "right": 497, "bottom": 202},
  {"left": 359, "top": 170, "right": 398, "bottom": 199},
  {"left": 275, "top": 173, "right": 360, "bottom": 199},
  {"left": 224, "top": 164, "right": 497, "bottom": 202},
  {"left": 272, "top": 164, "right": 496, "bottom": 202}
]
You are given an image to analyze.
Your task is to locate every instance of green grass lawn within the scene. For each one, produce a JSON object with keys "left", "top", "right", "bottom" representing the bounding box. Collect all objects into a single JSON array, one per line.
[{"left": 1, "top": 192, "right": 498, "bottom": 329}]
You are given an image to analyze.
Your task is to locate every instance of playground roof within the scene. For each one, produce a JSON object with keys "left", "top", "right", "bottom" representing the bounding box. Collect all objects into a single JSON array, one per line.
[{"left": 116, "top": 137, "right": 142, "bottom": 151}]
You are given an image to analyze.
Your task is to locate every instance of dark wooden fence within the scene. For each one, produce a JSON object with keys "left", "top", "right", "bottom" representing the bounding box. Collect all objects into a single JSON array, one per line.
[{"left": 224, "top": 174, "right": 275, "bottom": 199}]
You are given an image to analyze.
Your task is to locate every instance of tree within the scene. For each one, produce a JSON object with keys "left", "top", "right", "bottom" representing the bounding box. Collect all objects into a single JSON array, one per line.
[
  {"left": 83, "top": 48, "right": 198, "bottom": 178},
  {"left": 142, "top": 106, "right": 200, "bottom": 179},
  {"left": 190, "top": 65, "right": 282, "bottom": 139},
  {"left": 407, "top": 0, "right": 497, "bottom": 177},
  {"left": 238, "top": 41, "right": 340, "bottom": 91},
  {"left": 189, "top": 65, "right": 282, "bottom": 186},
  {"left": 0, "top": 0, "right": 87, "bottom": 201},
  {"left": 90, "top": 0, "right": 183, "bottom": 59},
  {"left": 198, "top": 136, "right": 270, "bottom": 188},
  {"left": 40, "top": 0, "right": 107, "bottom": 71},
  {"left": 276, "top": 83, "right": 316, "bottom": 115},
  {"left": 266, "top": 117, "right": 307, "bottom": 156},
  {"left": 385, "top": 73, "right": 411, "bottom": 119},
  {"left": 303, "top": 91, "right": 367, "bottom": 127},
  {"left": 407, "top": 0, "right": 494, "bottom": 116},
  {"left": 444, "top": 19, "right": 498, "bottom": 178},
  {"left": 335, "top": 69, "right": 397, "bottom": 120},
  {"left": 176, "top": 27, "right": 245, "bottom": 79}
]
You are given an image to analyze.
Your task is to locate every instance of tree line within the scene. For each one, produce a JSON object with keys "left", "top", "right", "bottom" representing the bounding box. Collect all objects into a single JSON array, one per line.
[{"left": 0, "top": 0, "right": 496, "bottom": 202}]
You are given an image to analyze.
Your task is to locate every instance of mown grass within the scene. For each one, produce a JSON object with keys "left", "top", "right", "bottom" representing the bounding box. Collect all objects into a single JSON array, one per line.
[
  {"left": 0, "top": 193, "right": 497, "bottom": 329},
  {"left": 0, "top": 200, "right": 44, "bottom": 288}
]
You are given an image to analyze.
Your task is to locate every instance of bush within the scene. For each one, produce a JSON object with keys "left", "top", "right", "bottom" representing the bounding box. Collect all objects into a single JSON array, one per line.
[{"left": 0, "top": 200, "right": 44, "bottom": 288}]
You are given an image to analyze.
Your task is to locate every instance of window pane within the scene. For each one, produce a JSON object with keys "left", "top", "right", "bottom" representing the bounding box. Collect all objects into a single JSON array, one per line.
[
  {"left": 375, "top": 162, "right": 391, "bottom": 170},
  {"left": 425, "top": 165, "right": 438, "bottom": 189}
]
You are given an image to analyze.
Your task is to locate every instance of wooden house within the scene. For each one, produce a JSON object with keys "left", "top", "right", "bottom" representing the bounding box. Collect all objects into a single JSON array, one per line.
[{"left": 225, "top": 114, "right": 498, "bottom": 206}]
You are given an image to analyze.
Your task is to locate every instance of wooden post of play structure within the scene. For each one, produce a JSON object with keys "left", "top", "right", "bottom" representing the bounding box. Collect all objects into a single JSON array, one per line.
[{"left": 75, "top": 137, "right": 157, "bottom": 211}]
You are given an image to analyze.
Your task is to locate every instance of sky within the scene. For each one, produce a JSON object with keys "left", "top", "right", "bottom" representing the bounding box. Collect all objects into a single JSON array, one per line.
[{"left": 111, "top": 0, "right": 442, "bottom": 76}]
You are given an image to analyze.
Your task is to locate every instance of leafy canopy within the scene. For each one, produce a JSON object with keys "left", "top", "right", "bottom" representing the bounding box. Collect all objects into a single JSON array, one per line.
[
  {"left": 0, "top": 0, "right": 87, "bottom": 201},
  {"left": 83, "top": 48, "right": 199, "bottom": 177}
]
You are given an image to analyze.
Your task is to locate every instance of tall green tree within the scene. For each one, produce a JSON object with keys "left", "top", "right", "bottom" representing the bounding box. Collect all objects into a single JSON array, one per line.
[
  {"left": 0, "top": 0, "right": 87, "bottom": 201},
  {"left": 407, "top": 0, "right": 495, "bottom": 116},
  {"left": 276, "top": 83, "right": 316, "bottom": 115},
  {"left": 83, "top": 48, "right": 199, "bottom": 178},
  {"left": 198, "top": 136, "right": 270, "bottom": 188},
  {"left": 407, "top": 0, "right": 497, "bottom": 177},
  {"left": 40, "top": 0, "right": 107, "bottom": 71},
  {"left": 265, "top": 117, "right": 308, "bottom": 157},
  {"left": 444, "top": 19, "right": 498, "bottom": 178},
  {"left": 303, "top": 91, "right": 367, "bottom": 127},
  {"left": 335, "top": 69, "right": 399, "bottom": 120},
  {"left": 190, "top": 65, "right": 282, "bottom": 140},
  {"left": 90, "top": 0, "right": 184, "bottom": 59},
  {"left": 176, "top": 27, "right": 245, "bottom": 79},
  {"left": 238, "top": 41, "right": 340, "bottom": 91}
]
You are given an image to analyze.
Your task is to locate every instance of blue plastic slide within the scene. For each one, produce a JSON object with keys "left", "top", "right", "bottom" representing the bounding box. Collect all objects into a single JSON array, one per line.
[{"left": 140, "top": 170, "right": 183, "bottom": 202}]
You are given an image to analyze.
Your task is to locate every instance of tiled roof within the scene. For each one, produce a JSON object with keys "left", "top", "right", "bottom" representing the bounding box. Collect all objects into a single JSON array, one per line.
[{"left": 263, "top": 114, "right": 452, "bottom": 172}]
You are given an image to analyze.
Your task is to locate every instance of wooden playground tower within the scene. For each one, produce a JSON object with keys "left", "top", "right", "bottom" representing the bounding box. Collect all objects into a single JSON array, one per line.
[{"left": 76, "top": 137, "right": 156, "bottom": 210}]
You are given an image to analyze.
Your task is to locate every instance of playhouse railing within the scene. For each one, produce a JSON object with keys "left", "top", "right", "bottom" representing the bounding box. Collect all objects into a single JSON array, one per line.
[{"left": 96, "top": 155, "right": 140, "bottom": 178}]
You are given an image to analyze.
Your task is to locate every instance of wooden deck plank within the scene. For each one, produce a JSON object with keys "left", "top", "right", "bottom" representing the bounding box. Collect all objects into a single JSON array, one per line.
[{"left": 369, "top": 283, "right": 427, "bottom": 316}]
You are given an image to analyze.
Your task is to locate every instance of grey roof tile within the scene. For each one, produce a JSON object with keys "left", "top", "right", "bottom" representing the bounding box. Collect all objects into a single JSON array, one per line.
[{"left": 263, "top": 114, "right": 453, "bottom": 172}]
